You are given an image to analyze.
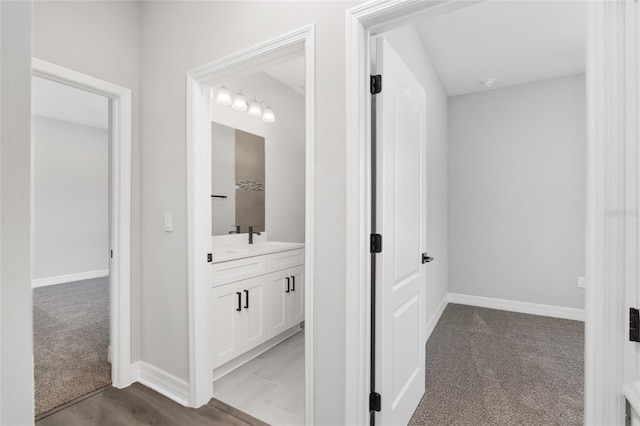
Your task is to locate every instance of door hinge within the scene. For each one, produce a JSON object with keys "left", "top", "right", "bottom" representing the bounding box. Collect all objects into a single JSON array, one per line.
[
  {"left": 207, "top": 253, "right": 213, "bottom": 263},
  {"left": 370, "top": 234, "right": 382, "bottom": 253},
  {"left": 370, "top": 74, "right": 382, "bottom": 95},
  {"left": 630, "top": 307, "right": 640, "bottom": 342},
  {"left": 370, "top": 392, "right": 381, "bottom": 412},
  {"left": 110, "top": 250, "right": 113, "bottom": 259}
]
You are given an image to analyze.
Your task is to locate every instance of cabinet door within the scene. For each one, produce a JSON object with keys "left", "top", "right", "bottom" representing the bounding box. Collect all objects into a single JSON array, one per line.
[
  {"left": 267, "top": 269, "right": 290, "bottom": 338},
  {"left": 211, "top": 281, "right": 245, "bottom": 368},
  {"left": 242, "top": 275, "right": 268, "bottom": 349},
  {"left": 288, "top": 265, "right": 305, "bottom": 326}
]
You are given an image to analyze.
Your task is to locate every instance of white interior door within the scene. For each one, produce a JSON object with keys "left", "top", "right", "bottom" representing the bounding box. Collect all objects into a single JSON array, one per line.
[{"left": 374, "top": 36, "right": 427, "bottom": 426}]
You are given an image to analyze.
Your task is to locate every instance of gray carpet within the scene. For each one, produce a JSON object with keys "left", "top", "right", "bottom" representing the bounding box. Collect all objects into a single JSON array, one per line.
[
  {"left": 409, "top": 303, "right": 583, "bottom": 425},
  {"left": 33, "top": 277, "right": 111, "bottom": 417}
]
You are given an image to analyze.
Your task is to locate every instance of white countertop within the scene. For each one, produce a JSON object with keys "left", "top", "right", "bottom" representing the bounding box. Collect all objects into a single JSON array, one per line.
[{"left": 211, "top": 241, "right": 304, "bottom": 263}]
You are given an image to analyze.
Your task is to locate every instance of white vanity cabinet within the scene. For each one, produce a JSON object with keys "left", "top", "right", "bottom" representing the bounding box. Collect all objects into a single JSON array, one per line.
[
  {"left": 267, "top": 265, "right": 304, "bottom": 337},
  {"left": 211, "top": 275, "right": 267, "bottom": 368},
  {"left": 211, "top": 246, "right": 304, "bottom": 370}
]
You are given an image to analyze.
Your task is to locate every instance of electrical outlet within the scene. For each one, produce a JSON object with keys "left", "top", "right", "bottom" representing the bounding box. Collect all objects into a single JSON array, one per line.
[{"left": 578, "top": 276, "right": 586, "bottom": 289}]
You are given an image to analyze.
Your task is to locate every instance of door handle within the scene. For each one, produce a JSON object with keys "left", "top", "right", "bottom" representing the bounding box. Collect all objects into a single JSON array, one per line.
[
  {"left": 244, "top": 289, "right": 249, "bottom": 309},
  {"left": 422, "top": 253, "right": 434, "bottom": 264},
  {"left": 236, "top": 292, "right": 242, "bottom": 311},
  {"left": 291, "top": 276, "right": 295, "bottom": 292},
  {"left": 286, "top": 277, "right": 291, "bottom": 293}
]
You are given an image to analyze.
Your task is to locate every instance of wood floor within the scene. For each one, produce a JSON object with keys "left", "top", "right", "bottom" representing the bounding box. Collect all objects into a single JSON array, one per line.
[{"left": 36, "top": 383, "right": 269, "bottom": 426}]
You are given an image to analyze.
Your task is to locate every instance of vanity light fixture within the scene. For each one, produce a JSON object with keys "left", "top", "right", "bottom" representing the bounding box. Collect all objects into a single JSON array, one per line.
[
  {"left": 231, "top": 90, "right": 248, "bottom": 111},
  {"left": 215, "top": 85, "right": 275, "bottom": 123},
  {"left": 215, "top": 85, "right": 232, "bottom": 106},
  {"left": 247, "top": 96, "right": 262, "bottom": 117},
  {"left": 262, "top": 105, "right": 275, "bottom": 123}
]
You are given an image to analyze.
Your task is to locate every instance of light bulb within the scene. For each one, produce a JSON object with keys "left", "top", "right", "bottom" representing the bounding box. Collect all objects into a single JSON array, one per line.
[
  {"left": 247, "top": 97, "right": 262, "bottom": 117},
  {"left": 216, "top": 85, "right": 232, "bottom": 105},
  {"left": 232, "top": 90, "right": 248, "bottom": 111},
  {"left": 262, "top": 106, "right": 275, "bottom": 123}
]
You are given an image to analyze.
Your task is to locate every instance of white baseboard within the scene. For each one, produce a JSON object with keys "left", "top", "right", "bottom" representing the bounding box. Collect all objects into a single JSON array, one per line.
[
  {"left": 447, "top": 293, "right": 585, "bottom": 321},
  {"left": 32, "top": 269, "right": 109, "bottom": 288},
  {"left": 212, "top": 325, "right": 301, "bottom": 382},
  {"left": 130, "top": 361, "right": 190, "bottom": 406},
  {"left": 130, "top": 361, "right": 141, "bottom": 381},
  {"left": 425, "top": 295, "right": 448, "bottom": 344}
]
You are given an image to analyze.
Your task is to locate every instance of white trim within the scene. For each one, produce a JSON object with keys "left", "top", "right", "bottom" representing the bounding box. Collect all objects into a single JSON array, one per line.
[
  {"left": 447, "top": 293, "right": 585, "bottom": 322},
  {"left": 31, "top": 269, "right": 109, "bottom": 288},
  {"left": 32, "top": 58, "right": 132, "bottom": 389},
  {"left": 425, "top": 296, "right": 448, "bottom": 344},
  {"left": 186, "top": 25, "right": 315, "bottom": 423},
  {"left": 345, "top": 1, "right": 636, "bottom": 425},
  {"left": 345, "top": 3, "right": 485, "bottom": 424},
  {"left": 130, "top": 360, "right": 141, "bottom": 380},
  {"left": 131, "top": 361, "right": 190, "bottom": 407},
  {"left": 212, "top": 327, "right": 301, "bottom": 382},
  {"left": 625, "top": 382, "right": 640, "bottom": 417},
  {"left": 584, "top": 2, "right": 637, "bottom": 425}
]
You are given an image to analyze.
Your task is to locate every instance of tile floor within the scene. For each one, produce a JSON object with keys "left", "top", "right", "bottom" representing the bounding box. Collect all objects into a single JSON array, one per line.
[{"left": 213, "top": 330, "right": 305, "bottom": 426}]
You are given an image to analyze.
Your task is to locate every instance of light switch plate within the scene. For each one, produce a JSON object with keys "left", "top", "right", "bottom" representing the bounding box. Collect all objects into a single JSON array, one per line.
[{"left": 164, "top": 211, "right": 173, "bottom": 232}]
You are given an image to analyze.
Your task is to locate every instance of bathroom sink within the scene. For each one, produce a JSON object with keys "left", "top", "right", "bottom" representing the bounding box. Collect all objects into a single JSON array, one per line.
[
  {"left": 225, "top": 242, "right": 292, "bottom": 252},
  {"left": 212, "top": 241, "right": 304, "bottom": 262},
  {"left": 222, "top": 247, "right": 251, "bottom": 253}
]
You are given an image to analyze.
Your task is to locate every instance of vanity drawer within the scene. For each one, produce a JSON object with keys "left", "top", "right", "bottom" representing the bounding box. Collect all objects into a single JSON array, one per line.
[
  {"left": 267, "top": 249, "right": 304, "bottom": 272},
  {"left": 212, "top": 255, "right": 268, "bottom": 287}
]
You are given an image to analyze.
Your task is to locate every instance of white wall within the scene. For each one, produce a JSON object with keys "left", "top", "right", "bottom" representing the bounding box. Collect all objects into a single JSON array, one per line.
[
  {"left": 1, "top": 1, "right": 35, "bottom": 423},
  {"left": 448, "top": 74, "right": 586, "bottom": 309},
  {"left": 33, "top": 0, "right": 142, "bottom": 360},
  {"left": 139, "top": 2, "right": 357, "bottom": 422},
  {"left": 32, "top": 116, "right": 109, "bottom": 282},
  {"left": 383, "top": 25, "right": 449, "bottom": 331},
  {"left": 211, "top": 71, "right": 305, "bottom": 243}
]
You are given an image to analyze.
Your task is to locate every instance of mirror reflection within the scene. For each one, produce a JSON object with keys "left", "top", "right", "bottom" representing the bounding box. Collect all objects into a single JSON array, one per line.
[{"left": 211, "top": 123, "right": 265, "bottom": 236}]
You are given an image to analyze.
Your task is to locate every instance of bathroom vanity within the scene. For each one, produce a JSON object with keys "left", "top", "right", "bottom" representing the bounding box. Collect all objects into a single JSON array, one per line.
[{"left": 210, "top": 236, "right": 305, "bottom": 372}]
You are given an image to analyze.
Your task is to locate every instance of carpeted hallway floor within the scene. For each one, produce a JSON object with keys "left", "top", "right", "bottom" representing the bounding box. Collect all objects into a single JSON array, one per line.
[
  {"left": 33, "top": 277, "right": 111, "bottom": 417},
  {"left": 409, "top": 303, "right": 583, "bottom": 425}
]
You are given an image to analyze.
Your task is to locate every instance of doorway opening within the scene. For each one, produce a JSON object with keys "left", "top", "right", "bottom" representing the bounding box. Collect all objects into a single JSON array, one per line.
[
  {"left": 31, "top": 59, "right": 133, "bottom": 418},
  {"left": 370, "top": 3, "right": 586, "bottom": 424},
  {"left": 186, "top": 24, "right": 315, "bottom": 425},
  {"left": 346, "top": 1, "right": 637, "bottom": 425},
  {"left": 31, "top": 75, "right": 111, "bottom": 417}
]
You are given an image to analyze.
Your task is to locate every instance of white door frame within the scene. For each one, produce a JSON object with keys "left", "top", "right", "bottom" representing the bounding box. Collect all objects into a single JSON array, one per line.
[
  {"left": 31, "top": 58, "right": 133, "bottom": 389},
  {"left": 345, "top": 1, "right": 638, "bottom": 425},
  {"left": 185, "top": 25, "right": 316, "bottom": 423}
]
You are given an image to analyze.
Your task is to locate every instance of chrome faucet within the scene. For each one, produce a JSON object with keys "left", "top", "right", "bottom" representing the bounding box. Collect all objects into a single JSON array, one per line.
[{"left": 248, "top": 226, "right": 261, "bottom": 244}]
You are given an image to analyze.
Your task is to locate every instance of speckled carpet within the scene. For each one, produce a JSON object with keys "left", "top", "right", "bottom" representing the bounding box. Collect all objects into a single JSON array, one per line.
[
  {"left": 33, "top": 277, "right": 111, "bottom": 417},
  {"left": 409, "top": 303, "right": 584, "bottom": 425}
]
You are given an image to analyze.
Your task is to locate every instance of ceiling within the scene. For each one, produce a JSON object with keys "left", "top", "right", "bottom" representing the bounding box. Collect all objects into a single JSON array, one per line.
[
  {"left": 413, "top": 1, "right": 586, "bottom": 97},
  {"left": 262, "top": 56, "right": 305, "bottom": 95},
  {"left": 32, "top": 76, "right": 109, "bottom": 129}
]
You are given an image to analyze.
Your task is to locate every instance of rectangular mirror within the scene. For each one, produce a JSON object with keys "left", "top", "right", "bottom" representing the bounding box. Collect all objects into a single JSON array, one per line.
[{"left": 211, "top": 122, "right": 265, "bottom": 236}]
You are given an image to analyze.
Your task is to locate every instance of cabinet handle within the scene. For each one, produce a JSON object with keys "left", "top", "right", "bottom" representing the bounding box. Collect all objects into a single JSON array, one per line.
[
  {"left": 285, "top": 277, "right": 291, "bottom": 293},
  {"left": 236, "top": 292, "right": 242, "bottom": 311},
  {"left": 244, "top": 289, "right": 249, "bottom": 309},
  {"left": 291, "top": 275, "right": 295, "bottom": 292}
]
